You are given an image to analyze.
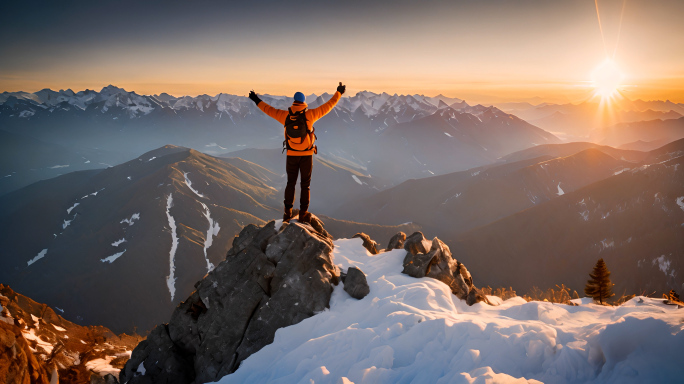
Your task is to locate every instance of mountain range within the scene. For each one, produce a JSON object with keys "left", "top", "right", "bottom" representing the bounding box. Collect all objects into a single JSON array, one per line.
[
  {"left": 2, "top": 85, "right": 683, "bottom": 336},
  {"left": 0, "top": 145, "right": 419, "bottom": 333},
  {"left": 1, "top": 86, "right": 561, "bottom": 195},
  {"left": 498, "top": 98, "right": 684, "bottom": 143}
]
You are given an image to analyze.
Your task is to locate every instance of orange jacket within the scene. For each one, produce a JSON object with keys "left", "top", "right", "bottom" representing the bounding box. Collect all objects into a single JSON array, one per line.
[{"left": 258, "top": 91, "right": 342, "bottom": 156}]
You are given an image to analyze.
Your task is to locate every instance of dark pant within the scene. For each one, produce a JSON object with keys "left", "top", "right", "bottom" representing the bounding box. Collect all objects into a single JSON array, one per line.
[{"left": 284, "top": 155, "right": 313, "bottom": 212}]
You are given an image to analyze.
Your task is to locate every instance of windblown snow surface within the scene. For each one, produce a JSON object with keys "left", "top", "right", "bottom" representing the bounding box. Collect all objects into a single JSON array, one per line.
[{"left": 218, "top": 238, "right": 684, "bottom": 384}]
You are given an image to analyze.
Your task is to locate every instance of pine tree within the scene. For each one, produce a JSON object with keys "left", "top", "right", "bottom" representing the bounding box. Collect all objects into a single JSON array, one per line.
[{"left": 584, "top": 258, "right": 614, "bottom": 304}]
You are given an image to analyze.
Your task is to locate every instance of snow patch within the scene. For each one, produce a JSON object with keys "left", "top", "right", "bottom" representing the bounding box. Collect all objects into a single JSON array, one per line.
[
  {"left": 351, "top": 175, "right": 363, "bottom": 185},
  {"left": 443, "top": 132, "right": 453, "bottom": 137},
  {"left": 27, "top": 249, "right": 48, "bottom": 266},
  {"left": 600, "top": 239, "right": 614, "bottom": 250},
  {"left": 49, "top": 165, "right": 69, "bottom": 169},
  {"left": 471, "top": 170, "right": 480, "bottom": 176},
  {"left": 652, "top": 255, "right": 672, "bottom": 276},
  {"left": 112, "top": 238, "right": 127, "bottom": 247},
  {"left": 22, "top": 329, "right": 53, "bottom": 354},
  {"left": 66, "top": 202, "right": 80, "bottom": 214},
  {"left": 184, "top": 172, "right": 206, "bottom": 198},
  {"left": 442, "top": 193, "right": 462, "bottom": 205},
  {"left": 101, "top": 250, "right": 126, "bottom": 263},
  {"left": 165, "top": 194, "right": 179, "bottom": 301},
  {"left": 85, "top": 356, "right": 121, "bottom": 377},
  {"left": 81, "top": 188, "right": 104, "bottom": 199},
  {"left": 676, "top": 196, "right": 684, "bottom": 211},
  {"left": 62, "top": 215, "right": 76, "bottom": 229},
  {"left": 120, "top": 213, "right": 140, "bottom": 226},
  {"left": 148, "top": 157, "right": 156, "bottom": 162},
  {"left": 200, "top": 202, "right": 219, "bottom": 272},
  {"left": 556, "top": 182, "right": 564, "bottom": 196},
  {"left": 52, "top": 324, "right": 66, "bottom": 332}
]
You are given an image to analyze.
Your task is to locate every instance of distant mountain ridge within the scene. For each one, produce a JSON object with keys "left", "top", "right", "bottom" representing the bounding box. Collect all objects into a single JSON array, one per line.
[{"left": 1, "top": 86, "right": 561, "bottom": 194}]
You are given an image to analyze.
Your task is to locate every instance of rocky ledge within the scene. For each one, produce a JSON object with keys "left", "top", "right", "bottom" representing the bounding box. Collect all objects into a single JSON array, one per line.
[{"left": 121, "top": 217, "right": 340, "bottom": 384}]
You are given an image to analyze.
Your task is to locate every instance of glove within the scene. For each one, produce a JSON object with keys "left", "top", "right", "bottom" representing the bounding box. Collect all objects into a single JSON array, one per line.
[
  {"left": 248, "top": 90, "right": 262, "bottom": 105},
  {"left": 337, "top": 82, "right": 346, "bottom": 95}
]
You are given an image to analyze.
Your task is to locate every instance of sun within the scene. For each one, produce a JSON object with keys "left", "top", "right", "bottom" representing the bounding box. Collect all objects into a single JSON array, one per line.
[{"left": 591, "top": 59, "right": 624, "bottom": 100}]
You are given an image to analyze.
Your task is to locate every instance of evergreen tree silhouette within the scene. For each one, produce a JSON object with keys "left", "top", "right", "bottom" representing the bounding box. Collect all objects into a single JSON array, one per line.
[{"left": 584, "top": 258, "right": 614, "bottom": 304}]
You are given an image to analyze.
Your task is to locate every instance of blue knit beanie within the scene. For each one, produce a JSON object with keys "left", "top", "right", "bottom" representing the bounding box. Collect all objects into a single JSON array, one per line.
[{"left": 294, "top": 92, "right": 305, "bottom": 102}]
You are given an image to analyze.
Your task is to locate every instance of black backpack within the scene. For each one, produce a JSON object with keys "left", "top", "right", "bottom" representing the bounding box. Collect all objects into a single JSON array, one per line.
[{"left": 283, "top": 108, "right": 317, "bottom": 154}]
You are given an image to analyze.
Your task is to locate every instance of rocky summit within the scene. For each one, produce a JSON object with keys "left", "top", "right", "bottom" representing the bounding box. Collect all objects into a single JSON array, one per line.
[
  {"left": 120, "top": 219, "right": 492, "bottom": 384},
  {"left": 120, "top": 217, "right": 340, "bottom": 384}
]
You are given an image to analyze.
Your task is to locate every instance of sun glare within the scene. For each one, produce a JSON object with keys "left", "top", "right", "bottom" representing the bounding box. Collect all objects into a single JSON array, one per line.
[{"left": 591, "top": 59, "right": 624, "bottom": 100}]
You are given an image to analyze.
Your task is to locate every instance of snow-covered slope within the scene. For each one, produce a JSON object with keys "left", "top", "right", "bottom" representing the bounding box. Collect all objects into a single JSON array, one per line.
[{"left": 219, "top": 237, "right": 684, "bottom": 384}]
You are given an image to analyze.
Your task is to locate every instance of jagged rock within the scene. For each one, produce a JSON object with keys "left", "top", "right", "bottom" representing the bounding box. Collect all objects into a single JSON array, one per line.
[
  {"left": 0, "top": 321, "right": 51, "bottom": 384},
  {"left": 343, "top": 267, "right": 370, "bottom": 300},
  {"left": 402, "top": 252, "right": 434, "bottom": 278},
  {"left": 424, "top": 238, "right": 461, "bottom": 296},
  {"left": 401, "top": 234, "right": 490, "bottom": 306},
  {"left": 386, "top": 232, "right": 406, "bottom": 251},
  {"left": 121, "top": 219, "right": 339, "bottom": 384},
  {"left": 403, "top": 232, "right": 432, "bottom": 255},
  {"left": 90, "top": 373, "right": 120, "bottom": 384},
  {"left": 121, "top": 324, "right": 194, "bottom": 384},
  {"left": 352, "top": 232, "right": 379, "bottom": 255},
  {"left": 453, "top": 263, "right": 470, "bottom": 300},
  {"left": 309, "top": 214, "right": 332, "bottom": 240}
]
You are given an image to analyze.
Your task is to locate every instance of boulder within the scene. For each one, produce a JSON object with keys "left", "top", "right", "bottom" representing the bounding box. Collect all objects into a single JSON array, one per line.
[
  {"left": 121, "top": 219, "right": 339, "bottom": 384},
  {"left": 352, "top": 233, "right": 379, "bottom": 255},
  {"left": 386, "top": 232, "right": 406, "bottom": 251},
  {"left": 343, "top": 267, "right": 370, "bottom": 300}
]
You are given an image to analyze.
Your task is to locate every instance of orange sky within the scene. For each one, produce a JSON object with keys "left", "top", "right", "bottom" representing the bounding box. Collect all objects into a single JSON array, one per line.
[{"left": 1, "top": 0, "right": 683, "bottom": 104}]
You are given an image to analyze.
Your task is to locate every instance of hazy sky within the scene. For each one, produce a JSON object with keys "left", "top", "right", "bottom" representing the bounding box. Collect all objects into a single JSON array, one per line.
[{"left": 1, "top": 0, "right": 682, "bottom": 103}]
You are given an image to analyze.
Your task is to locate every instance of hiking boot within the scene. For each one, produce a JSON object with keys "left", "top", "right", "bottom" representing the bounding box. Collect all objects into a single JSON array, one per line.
[
  {"left": 283, "top": 207, "right": 293, "bottom": 223},
  {"left": 298, "top": 210, "right": 312, "bottom": 224}
]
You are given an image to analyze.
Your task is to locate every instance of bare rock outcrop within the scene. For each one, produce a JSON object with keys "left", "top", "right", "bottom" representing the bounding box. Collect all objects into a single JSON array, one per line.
[
  {"left": 402, "top": 232, "right": 490, "bottom": 306},
  {"left": 386, "top": 232, "right": 406, "bottom": 251},
  {"left": 121, "top": 219, "right": 339, "bottom": 384},
  {"left": 352, "top": 232, "right": 379, "bottom": 255},
  {"left": 403, "top": 231, "right": 432, "bottom": 255}
]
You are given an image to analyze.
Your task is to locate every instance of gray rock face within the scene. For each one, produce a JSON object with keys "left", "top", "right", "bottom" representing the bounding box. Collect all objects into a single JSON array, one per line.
[
  {"left": 343, "top": 267, "right": 370, "bottom": 300},
  {"left": 386, "top": 232, "right": 406, "bottom": 251},
  {"left": 404, "top": 231, "right": 432, "bottom": 255},
  {"left": 352, "top": 232, "right": 379, "bottom": 255},
  {"left": 121, "top": 220, "right": 339, "bottom": 384},
  {"left": 402, "top": 233, "right": 489, "bottom": 306}
]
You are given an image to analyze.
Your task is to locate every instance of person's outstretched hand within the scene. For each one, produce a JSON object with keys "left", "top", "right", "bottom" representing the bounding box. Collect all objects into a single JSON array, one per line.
[
  {"left": 337, "top": 82, "right": 346, "bottom": 95},
  {"left": 248, "top": 90, "right": 262, "bottom": 105}
]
